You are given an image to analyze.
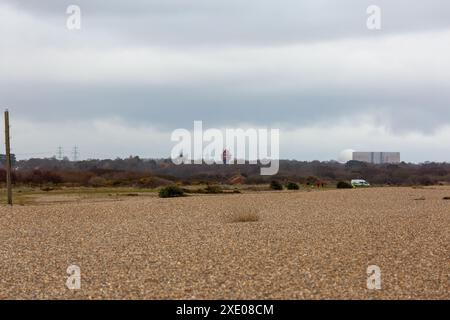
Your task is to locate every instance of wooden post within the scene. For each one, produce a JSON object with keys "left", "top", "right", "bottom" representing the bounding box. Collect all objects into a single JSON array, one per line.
[{"left": 4, "top": 110, "right": 12, "bottom": 205}]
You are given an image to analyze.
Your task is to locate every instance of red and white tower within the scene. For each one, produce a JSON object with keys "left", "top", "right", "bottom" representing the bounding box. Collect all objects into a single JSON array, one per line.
[{"left": 222, "top": 149, "right": 232, "bottom": 164}]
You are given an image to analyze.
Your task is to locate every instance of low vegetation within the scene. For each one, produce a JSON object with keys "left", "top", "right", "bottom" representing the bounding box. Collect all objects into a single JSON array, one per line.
[
  {"left": 202, "top": 185, "right": 223, "bottom": 194},
  {"left": 4, "top": 157, "right": 450, "bottom": 189},
  {"left": 286, "top": 181, "right": 300, "bottom": 190},
  {"left": 229, "top": 208, "right": 260, "bottom": 223},
  {"left": 158, "top": 185, "right": 185, "bottom": 198},
  {"left": 337, "top": 181, "right": 353, "bottom": 189},
  {"left": 270, "top": 180, "right": 283, "bottom": 190}
]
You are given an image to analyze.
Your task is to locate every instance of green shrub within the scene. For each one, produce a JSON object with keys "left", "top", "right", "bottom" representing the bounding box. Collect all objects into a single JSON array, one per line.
[
  {"left": 158, "top": 185, "right": 185, "bottom": 198},
  {"left": 270, "top": 180, "right": 283, "bottom": 190},
  {"left": 337, "top": 181, "right": 353, "bottom": 189},
  {"left": 203, "top": 185, "right": 223, "bottom": 194},
  {"left": 286, "top": 182, "right": 300, "bottom": 190}
]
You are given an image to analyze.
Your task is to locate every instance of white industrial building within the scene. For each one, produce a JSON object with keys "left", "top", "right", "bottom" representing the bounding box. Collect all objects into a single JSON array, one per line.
[{"left": 352, "top": 152, "right": 400, "bottom": 164}]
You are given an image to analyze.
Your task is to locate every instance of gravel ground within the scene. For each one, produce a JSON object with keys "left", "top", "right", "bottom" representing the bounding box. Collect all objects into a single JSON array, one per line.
[{"left": 0, "top": 187, "right": 449, "bottom": 299}]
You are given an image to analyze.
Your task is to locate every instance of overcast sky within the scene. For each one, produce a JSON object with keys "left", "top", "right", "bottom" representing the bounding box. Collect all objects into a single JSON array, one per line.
[{"left": 1, "top": 0, "right": 450, "bottom": 162}]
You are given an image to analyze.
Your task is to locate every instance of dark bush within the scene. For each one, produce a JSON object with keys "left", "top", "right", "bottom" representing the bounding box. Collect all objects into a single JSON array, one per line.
[
  {"left": 305, "top": 176, "right": 318, "bottom": 186},
  {"left": 337, "top": 181, "right": 353, "bottom": 189},
  {"left": 286, "top": 182, "right": 300, "bottom": 190},
  {"left": 270, "top": 180, "right": 283, "bottom": 190},
  {"left": 158, "top": 185, "right": 185, "bottom": 198}
]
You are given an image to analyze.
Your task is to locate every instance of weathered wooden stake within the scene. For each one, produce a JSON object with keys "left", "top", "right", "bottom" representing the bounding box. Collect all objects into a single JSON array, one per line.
[{"left": 4, "top": 110, "right": 12, "bottom": 205}]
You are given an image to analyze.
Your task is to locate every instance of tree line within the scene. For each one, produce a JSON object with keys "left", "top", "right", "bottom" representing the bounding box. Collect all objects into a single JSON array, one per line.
[{"left": 1, "top": 157, "right": 450, "bottom": 187}]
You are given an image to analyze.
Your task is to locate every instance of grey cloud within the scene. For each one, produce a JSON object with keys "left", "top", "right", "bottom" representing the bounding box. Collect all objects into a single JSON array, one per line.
[
  {"left": 3, "top": 0, "right": 450, "bottom": 46},
  {"left": 2, "top": 80, "right": 449, "bottom": 133},
  {"left": 1, "top": 1, "right": 450, "bottom": 162}
]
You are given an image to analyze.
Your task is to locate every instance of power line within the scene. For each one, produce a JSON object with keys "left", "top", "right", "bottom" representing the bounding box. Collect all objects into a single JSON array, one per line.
[{"left": 12, "top": 151, "right": 54, "bottom": 156}]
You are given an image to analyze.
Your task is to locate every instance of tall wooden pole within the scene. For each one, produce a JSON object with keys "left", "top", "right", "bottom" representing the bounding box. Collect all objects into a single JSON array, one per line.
[{"left": 4, "top": 110, "right": 12, "bottom": 205}]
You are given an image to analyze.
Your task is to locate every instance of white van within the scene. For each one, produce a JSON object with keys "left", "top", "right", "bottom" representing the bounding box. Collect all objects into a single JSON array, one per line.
[{"left": 351, "top": 179, "right": 370, "bottom": 187}]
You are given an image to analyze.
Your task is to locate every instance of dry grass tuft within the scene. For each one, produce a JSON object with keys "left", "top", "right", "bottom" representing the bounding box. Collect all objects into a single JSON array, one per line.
[{"left": 228, "top": 206, "right": 260, "bottom": 223}]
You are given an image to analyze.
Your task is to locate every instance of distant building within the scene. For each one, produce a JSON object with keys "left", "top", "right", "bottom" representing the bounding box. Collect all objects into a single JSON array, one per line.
[
  {"left": 0, "top": 154, "right": 16, "bottom": 166},
  {"left": 352, "top": 152, "right": 400, "bottom": 164}
]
